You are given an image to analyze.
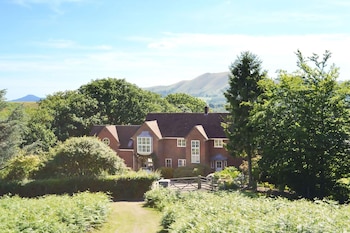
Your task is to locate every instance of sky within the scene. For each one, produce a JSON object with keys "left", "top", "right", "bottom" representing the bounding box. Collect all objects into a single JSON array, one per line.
[{"left": 1, "top": 0, "right": 350, "bottom": 100}]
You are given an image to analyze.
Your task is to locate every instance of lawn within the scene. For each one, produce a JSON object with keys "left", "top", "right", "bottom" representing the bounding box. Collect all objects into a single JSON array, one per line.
[{"left": 93, "top": 201, "right": 163, "bottom": 233}]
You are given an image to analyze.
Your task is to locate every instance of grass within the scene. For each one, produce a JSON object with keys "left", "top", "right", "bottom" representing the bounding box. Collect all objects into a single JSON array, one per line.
[{"left": 93, "top": 201, "right": 163, "bottom": 233}]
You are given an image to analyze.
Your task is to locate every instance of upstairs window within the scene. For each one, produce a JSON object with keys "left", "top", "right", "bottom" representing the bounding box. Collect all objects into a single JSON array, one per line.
[
  {"left": 102, "top": 137, "right": 110, "bottom": 146},
  {"left": 177, "top": 138, "right": 186, "bottom": 147},
  {"left": 214, "top": 139, "right": 224, "bottom": 148},
  {"left": 137, "top": 131, "right": 152, "bottom": 155},
  {"left": 191, "top": 140, "right": 200, "bottom": 163}
]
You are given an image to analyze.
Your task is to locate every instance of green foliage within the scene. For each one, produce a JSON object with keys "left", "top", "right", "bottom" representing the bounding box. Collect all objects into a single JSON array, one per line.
[
  {"left": 38, "top": 90, "right": 102, "bottom": 141},
  {"left": 165, "top": 93, "right": 207, "bottom": 112},
  {"left": 145, "top": 189, "right": 350, "bottom": 232},
  {"left": 0, "top": 154, "right": 41, "bottom": 181},
  {"left": 0, "top": 192, "right": 110, "bottom": 233},
  {"left": 158, "top": 167, "right": 174, "bottom": 178},
  {"left": 79, "top": 78, "right": 178, "bottom": 126},
  {"left": 224, "top": 51, "right": 267, "bottom": 186},
  {"left": 173, "top": 164, "right": 211, "bottom": 178},
  {"left": 252, "top": 51, "right": 350, "bottom": 200},
  {"left": 0, "top": 171, "right": 160, "bottom": 201},
  {"left": 0, "top": 90, "right": 26, "bottom": 167},
  {"left": 36, "top": 136, "right": 126, "bottom": 178},
  {"left": 213, "top": 166, "right": 242, "bottom": 190}
]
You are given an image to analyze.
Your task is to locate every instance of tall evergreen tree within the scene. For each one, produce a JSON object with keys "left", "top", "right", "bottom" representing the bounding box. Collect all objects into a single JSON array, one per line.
[
  {"left": 0, "top": 90, "right": 25, "bottom": 167},
  {"left": 224, "top": 51, "right": 267, "bottom": 187}
]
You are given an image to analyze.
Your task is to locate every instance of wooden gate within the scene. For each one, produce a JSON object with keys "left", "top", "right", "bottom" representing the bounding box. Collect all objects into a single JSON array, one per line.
[{"left": 167, "top": 176, "right": 218, "bottom": 192}]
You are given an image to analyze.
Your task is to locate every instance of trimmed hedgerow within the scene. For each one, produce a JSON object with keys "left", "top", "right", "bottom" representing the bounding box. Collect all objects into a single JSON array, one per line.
[
  {"left": 0, "top": 192, "right": 110, "bottom": 233},
  {"left": 0, "top": 171, "right": 160, "bottom": 201},
  {"left": 145, "top": 189, "right": 350, "bottom": 232}
]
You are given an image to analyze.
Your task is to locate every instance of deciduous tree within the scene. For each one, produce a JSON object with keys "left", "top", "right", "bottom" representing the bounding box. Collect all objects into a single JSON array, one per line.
[
  {"left": 165, "top": 93, "right": 207, "bottom": 112},
  {"left": 252, "top": 50, "right": 350, "bottom": 199}
]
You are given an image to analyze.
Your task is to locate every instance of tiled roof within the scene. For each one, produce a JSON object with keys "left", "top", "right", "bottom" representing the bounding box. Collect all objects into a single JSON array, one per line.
[
  {"left": 115, "top": 125, "right": 140, "bottom": 149},
  {"left": 145, "top": 113, "right": 229, "bottom": 138},
  {"left": 90, "top": 125, "right": 105, "bottom": 136}
]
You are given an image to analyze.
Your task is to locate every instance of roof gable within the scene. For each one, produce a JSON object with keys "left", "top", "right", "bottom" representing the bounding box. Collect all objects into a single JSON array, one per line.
[
  {"left": 145, "top": 113, "right": 228, "bottom": 138},
  {"left": 115, "top": 125, "right": 140, "bottom": 149},
  {"left": 187, "top": 125, "right": 208, "bottom": 140},
  {"left": 144, "top": 120, "right": 162, "bottom": 139}
]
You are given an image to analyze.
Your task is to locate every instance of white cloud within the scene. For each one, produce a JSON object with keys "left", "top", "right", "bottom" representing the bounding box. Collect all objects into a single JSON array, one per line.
[{"left": 2, "top": 33, "right": 350, "bottom": 100}]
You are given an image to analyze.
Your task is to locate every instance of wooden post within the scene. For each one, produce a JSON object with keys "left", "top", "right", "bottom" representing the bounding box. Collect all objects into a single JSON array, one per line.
[{"left": 197, "top": 175, "right": 201, "bottom": 189}]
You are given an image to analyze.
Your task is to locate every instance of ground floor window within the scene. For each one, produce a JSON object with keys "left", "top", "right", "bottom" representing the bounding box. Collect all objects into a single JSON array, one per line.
[
  {"left": 178, "top": 159, "right": 186, "bottom": 167},
  {"left": 165, "top": 158, "right": 172, "bottom": 168},
  {"left": 191, "top": 140, "right": 200, "bottom": 163}
]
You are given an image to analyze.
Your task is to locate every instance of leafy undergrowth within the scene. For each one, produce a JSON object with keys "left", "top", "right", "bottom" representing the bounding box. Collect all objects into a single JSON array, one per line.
[
  {"left": 145, "top": 188, "right": 350, "bottom": 233},
  {"left": 0, "top": 192, "right": 110, "bottom": 233}
]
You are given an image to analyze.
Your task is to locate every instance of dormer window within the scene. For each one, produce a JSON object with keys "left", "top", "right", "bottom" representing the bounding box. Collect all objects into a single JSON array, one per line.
[
  {"left": 137, "top": 131, "right": 153, "bottom": 155},
  {"left": 102, "top": 137, "right": 110, "bottom": 146},
  {"left": 214, "top": 139, "right": 224, "bottom": 148}
]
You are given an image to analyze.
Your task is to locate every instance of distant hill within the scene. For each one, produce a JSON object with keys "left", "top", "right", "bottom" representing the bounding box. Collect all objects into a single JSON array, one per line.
[
  {"left": 145, "top": 72, "right": 229, "bottom": 98},
  {"left": 10, "top": 95, "right": 42, "bottom": 102}
]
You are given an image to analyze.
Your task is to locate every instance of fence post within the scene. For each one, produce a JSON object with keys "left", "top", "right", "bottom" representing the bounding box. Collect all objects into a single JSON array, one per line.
[{"left": 197, "top": 175, "right": 201, "bottom": 189}]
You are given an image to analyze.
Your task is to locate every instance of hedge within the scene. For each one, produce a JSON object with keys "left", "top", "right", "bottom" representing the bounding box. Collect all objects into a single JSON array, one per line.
[{"left": 0, "top": 171, "right": 160, "bottom": 201}]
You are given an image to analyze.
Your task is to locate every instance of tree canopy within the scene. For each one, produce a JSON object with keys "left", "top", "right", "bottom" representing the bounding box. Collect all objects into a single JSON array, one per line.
[
  {"left": 165, "top": 93, "right": 207, "bottom": 112},
  {"left": 252, "top": 50, "right": 350, "bottom": 199}
]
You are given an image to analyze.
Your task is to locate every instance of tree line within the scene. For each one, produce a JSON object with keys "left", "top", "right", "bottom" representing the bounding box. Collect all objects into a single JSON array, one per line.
[{"left": 0, "top": 79, "right": 206, "bottom": 180}]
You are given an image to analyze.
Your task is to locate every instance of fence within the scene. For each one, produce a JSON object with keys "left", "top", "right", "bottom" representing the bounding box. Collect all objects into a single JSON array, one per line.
[{"left": 161, "top": 176, "right": 218, "bottom": 192}]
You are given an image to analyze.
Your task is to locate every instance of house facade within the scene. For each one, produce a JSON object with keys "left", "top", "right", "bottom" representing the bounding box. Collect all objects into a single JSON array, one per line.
[{"left": 90, "top": 108, "right": 242, "bottom": 172}]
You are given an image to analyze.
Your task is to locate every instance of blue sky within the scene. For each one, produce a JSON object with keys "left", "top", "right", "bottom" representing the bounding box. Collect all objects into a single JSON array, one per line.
[{"left": 1, "top": 0, "right": 350, "bottom": 100}]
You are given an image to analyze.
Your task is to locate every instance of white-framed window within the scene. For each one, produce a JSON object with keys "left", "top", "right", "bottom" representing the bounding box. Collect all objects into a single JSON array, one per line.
[
  {"left": 191, "top": 140, "right": 200, "bottom": 163},
  {"left": 177, "top": 138, "right": 186, "bottom": 147},
  {"left": 102, "top": 137, "right": 110, "bottom": 146},
  {"left": 214, "top": 139, "right": 224, "bottom": 148},
  {"left": 165, "top": 158, "right": 172, "bottom": 168},
  {"left": 178, "top": 159, "right": 186, "bottom": 167},
  {"left": 137, "top": 136, "right": 152, "bottom": 155},
  {"left": 224, "top": 160, "right": 227, "bottom": 167}
]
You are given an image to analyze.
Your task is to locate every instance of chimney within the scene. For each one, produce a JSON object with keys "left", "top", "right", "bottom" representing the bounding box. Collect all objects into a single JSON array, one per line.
[{"left": 204, "top": 106, "right": 209, "bottom": 115}]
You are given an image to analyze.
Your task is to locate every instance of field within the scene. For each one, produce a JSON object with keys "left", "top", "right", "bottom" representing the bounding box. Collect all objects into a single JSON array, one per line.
[
  {"left": 0, "top": 192, "right": 110, "bottom": 233},
  {"left": 145, "top": 188, "right": 350, "bottom": 233}
]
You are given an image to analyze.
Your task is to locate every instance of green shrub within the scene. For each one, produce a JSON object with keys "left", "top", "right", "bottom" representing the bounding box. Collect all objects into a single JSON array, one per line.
[
  {"left": 35, "top": 136, "right": 127, "bottom": 178},
  {"left": 0, "top": 154, "right": 41, "bottom": 181},
  {"left": 214, "top": 166, "right": 242, "bottom": 190},
  {"left": 158, "top": 167, "right": 174, "bottom": 178},
  {"left": 173, "top": 164, "right": 210, "bottom": 178},
  {"left": 144, "top": 189, "right": 350, "bottom": 232},
  {"left": 0, "top": 171, "right": 160, "bottom": 201},
  {"left": 0, "top": 192, "right": 110, "bottom": 233}
]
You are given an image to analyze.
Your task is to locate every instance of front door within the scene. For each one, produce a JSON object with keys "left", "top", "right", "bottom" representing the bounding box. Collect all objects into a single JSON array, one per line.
[{"left": 215, "top": 161, "right": 223, "bottom": 171}]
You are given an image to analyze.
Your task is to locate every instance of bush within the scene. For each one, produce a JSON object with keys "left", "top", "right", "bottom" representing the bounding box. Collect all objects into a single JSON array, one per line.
[
  {"left": 0, "top": 171, "right": 160, "bottom": 201},
  {"left": 35, "top": 136, "right": 127, "bottom": 178},
  {"left": 1, "top": 154, "right": 41, "bottom": 181},
  {"left": 0, "top": 192, "right": 110, "bottom": 233},
  {"left": 214, "top": 166, "right": 242, "bottom": 190},
  {"left": 173, "top": 164, "right": 210, "bottom": 178},
  {"left": 144, "top": 189, "right": 350, "bottom": 232},
  {"left": 158, "top": 167, "right": 174, "bottom": 178}
]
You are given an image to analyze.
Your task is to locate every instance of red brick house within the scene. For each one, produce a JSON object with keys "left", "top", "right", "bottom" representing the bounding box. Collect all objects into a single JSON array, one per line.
[{"left": 90, "top": 108, "right": 242, "bottom": 172}]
